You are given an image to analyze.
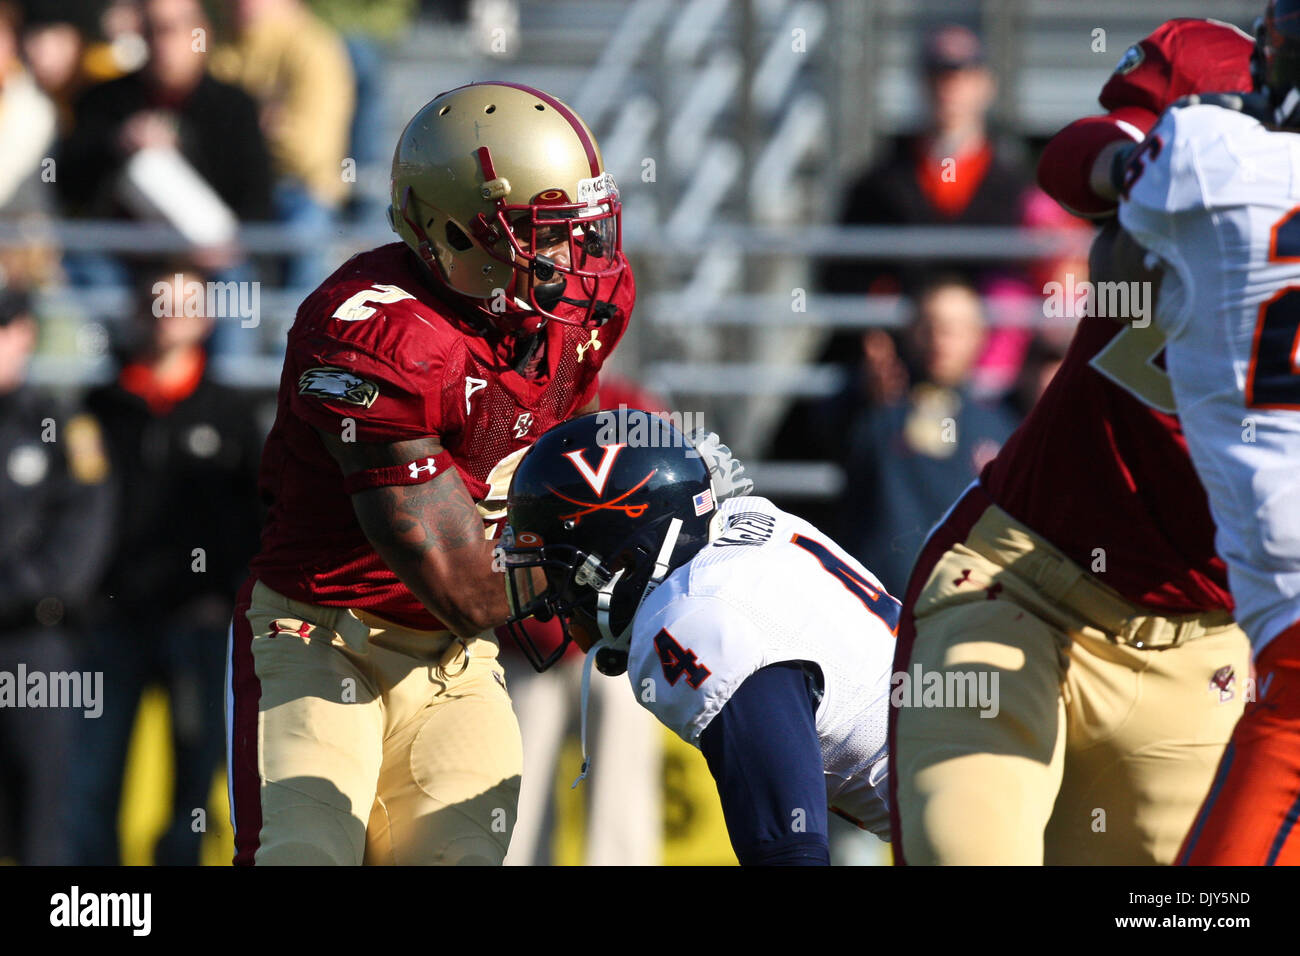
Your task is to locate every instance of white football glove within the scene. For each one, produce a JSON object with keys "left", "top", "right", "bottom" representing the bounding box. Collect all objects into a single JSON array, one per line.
[{"left": 687, "top": 428, "right": 754, "bottom": 501}]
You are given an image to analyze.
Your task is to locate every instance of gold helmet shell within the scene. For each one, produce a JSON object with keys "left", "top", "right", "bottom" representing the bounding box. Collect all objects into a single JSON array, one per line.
[{"left": 390, "top": 81, "right": 625, "bottom": 332}]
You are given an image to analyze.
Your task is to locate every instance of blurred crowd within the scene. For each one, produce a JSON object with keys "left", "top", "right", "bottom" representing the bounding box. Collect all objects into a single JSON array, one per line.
[
  {"left": 0, "top": 0, "right": 423, "bottom": 865},
  {"left": 0, "top": 8, "right": 1088, "bottom": 865},
  {"left": 769, "top": 24, "right": 1088, "bottom": 599}
]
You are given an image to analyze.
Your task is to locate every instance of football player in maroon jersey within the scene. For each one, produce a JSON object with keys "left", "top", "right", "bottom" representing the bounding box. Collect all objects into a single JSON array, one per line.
[
  {"left": 888, "top": 19, "right": 1257, "bottom": 864},
  {"left": 227, "top": 82, "right": 636, "bottom": 865}
]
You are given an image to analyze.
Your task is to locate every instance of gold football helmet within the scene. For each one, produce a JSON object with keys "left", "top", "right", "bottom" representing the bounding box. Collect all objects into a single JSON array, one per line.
[{"left": 390, "top": 81, "right": 626, "bottom": 334}]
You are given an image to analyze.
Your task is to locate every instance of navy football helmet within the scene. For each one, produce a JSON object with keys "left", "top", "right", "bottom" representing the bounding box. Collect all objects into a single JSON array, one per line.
[{"left": 499, "top": 409, "right": 717, "bottom": 673}]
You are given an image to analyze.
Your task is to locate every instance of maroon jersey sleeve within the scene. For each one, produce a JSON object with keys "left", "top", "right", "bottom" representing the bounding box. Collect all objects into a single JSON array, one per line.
[
  {"left": 1036, "top": 107, "right": 1158, "bottom": 217},
  {"left": 285, "top": 272, "right": 456, "bottom": 444},
  {"left": 289, "top": 347, "right": 442, "bottom": 443},
  {"left": 1038, "top": 18, "right": 1253, "bottom": 218}
]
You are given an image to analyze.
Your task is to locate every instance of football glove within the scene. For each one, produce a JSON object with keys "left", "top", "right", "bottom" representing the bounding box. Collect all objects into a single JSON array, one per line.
[{"left": 687, "top": 428, "right": 754, "bottom": 501}]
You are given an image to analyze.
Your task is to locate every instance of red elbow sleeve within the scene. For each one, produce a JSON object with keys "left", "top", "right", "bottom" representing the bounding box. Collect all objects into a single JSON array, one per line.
[{"left": 1037, "top": 107, "right": 1156, "bottom": 218}]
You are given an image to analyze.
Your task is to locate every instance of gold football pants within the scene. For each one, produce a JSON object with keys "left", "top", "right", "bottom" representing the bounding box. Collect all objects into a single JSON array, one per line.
[
  {"left": 890, "top": 489, "right": 1249, "bottom": 865},
  {"left": 228, "top": 580, "right": 523, "bottom": 865}
]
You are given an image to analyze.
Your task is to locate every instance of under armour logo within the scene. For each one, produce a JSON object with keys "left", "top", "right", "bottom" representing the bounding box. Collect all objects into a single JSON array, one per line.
[
  {"left": 465, "top": 376, "right": 487, "bottom": 415},
  {"left": 409, "top": 458, "right": 438, "bottom": 479},
  {"left": 514, "top": 412, "right": 534, "bottom": 438},
  {"left": 576, "top": 330, "right": 602, "bottom": 362}
]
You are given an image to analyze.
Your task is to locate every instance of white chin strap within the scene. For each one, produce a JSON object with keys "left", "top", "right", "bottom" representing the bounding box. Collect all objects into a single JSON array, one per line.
[{"left": 572, "top": 518, "right": 684, "bottom": 789}]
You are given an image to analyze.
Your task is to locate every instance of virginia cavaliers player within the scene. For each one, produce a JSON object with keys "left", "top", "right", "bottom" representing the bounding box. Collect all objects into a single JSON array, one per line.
[
  {"left": 1116, "top": 0, "right": 1300, "bottom": 866},
  {"left": 228, "top": 82, "right": 634, "bottom": 865},
  {"left": 890, "top": 19, "right": 1256, "bottom": 865},
  {"left": 498, "top": 410, "right": 898, "bottom": 865}
]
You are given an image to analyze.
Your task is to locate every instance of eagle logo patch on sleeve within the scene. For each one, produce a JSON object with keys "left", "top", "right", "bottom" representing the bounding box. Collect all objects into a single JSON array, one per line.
[
  {"left": 1114, "top": 43, "right": 1145, "bottom": 76},
  {"left": 298, "top": 366, "right": 380, "bottom": 408}
]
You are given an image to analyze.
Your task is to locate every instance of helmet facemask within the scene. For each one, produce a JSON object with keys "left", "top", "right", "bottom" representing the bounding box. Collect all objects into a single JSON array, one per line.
[
  {"left": 399, "top": 171, "right": 626, "bottom": 337},
  {"left": 497, "top": 533, "right": 594, "bottom": 672},
  {"left": 499, "top": 513, "right": 683, "bottom": 674},
  {"left": 492, "top": 187, "right": 624, "bottom": 319}
]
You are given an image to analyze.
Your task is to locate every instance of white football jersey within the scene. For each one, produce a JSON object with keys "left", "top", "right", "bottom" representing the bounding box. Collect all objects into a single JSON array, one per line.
[
  {"left": 626, "top": 496, "right": 898, "bottom": 837},
  {"left": 1120, "top": 102, "right": 1300, "bottom": 650}
]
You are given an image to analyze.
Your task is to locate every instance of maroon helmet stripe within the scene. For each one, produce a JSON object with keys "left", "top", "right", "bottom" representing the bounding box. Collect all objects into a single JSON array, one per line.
[
  {"left": 491, "top": 81, "right": 600, "bottom": 176},
  {"left": 476, "top": 146, "right": 497, "bottom": 180}
]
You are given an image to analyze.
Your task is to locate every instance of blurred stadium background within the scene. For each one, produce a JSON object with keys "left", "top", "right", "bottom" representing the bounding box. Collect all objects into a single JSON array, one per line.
[{"left": 0, "top": 0, "right": 1263, "bottom": 866}]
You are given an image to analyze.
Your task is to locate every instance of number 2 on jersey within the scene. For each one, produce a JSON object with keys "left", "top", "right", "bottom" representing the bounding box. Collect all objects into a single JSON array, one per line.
[
  {"left": 1089, "top": 322, "right": 1176, "bottom": 413},
  {"left": 331, "top": 284, "right": 415, "bottom": 322},
  {"left": 1248, "top": 208, "right": 1300, "bottom": 408},
  {"left": 790, "top": 534, "right": 902, "bottom": 633}
]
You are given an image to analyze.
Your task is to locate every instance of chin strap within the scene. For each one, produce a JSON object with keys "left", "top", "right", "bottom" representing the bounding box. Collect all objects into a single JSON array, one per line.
[
  {"left": 571, "top": 518, "right": 684, "bottom": 789},
  {"left": 555, "top": 295, "right": 618, "bottom": 324},
  {"left": 593, "top": 567, "right": 628, "bottom": 647},
  {"left": 571, "top": 643, "right": 601, "bottom": 788}
]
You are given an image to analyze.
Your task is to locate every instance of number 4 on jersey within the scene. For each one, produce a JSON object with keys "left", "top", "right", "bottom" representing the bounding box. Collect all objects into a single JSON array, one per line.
[
  {"left": 654, "top": 629, "right": 711, "bottom": 689},
  {"left": 791, "top": 533, "right": 902, "bottom": 633}
]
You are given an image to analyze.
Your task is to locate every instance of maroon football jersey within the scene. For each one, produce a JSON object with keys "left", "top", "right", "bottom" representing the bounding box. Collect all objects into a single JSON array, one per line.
[
  {"left": 981, "top": 313, "right": 1230, "bottom": 612},
  {"left": 250, "top": 242, "right": 633, "bottom": 629}
]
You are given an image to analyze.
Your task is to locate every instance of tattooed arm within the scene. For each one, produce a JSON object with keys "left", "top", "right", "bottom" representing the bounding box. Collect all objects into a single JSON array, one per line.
[{"left": 317, "top": 431, "right": 509, "bottom": 638}]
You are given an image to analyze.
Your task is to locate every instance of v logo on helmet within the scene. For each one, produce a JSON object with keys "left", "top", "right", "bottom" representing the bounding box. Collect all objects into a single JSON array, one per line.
[{"left": 562, "top": 443, "right": 625, "bottom": 496}]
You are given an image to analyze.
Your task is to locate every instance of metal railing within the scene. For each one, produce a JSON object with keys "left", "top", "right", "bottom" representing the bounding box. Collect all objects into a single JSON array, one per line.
[
  {"left": 7, "top": 216, "right": 1087, "bottom": 501},
  {"left": 0, "top": 219, "right": 1090, "bottom": 260}
]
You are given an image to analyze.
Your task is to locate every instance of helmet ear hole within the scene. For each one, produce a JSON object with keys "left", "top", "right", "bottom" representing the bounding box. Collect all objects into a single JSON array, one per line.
[{"left": 444, "top": 221, "right": 473, "bottom": 251}]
